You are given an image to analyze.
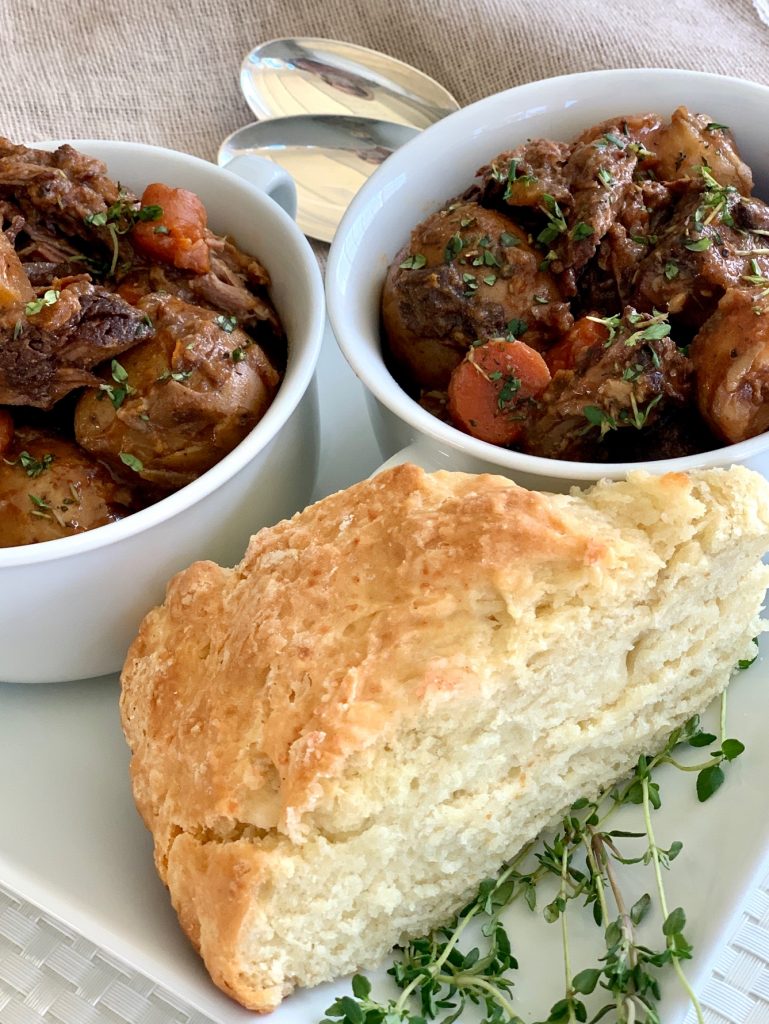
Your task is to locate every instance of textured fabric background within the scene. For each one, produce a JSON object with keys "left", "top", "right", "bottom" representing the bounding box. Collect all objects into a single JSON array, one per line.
[{"left": 0, "top": 0, "right": 767, "bottom": 162}]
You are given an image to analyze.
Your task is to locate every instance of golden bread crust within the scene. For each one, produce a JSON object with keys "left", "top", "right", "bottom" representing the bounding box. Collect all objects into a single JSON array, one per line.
[
  {"left": 122, "top": 464, "right": 625, "bottom": 852},
  {"left": 120, "top": 463, "right": 769, "bottom": 1011}
]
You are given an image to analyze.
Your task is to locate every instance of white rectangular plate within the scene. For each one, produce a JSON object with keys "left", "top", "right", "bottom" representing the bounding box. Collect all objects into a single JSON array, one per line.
[
  {"left": 2, "top": 334, "right": 769, "bottom": 1022},
  {"left": 1, "top": 631, "right": 768, "bottom": 1024}
]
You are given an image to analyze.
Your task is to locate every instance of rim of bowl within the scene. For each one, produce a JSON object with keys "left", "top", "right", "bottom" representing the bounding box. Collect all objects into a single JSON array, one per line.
[
  {"left": 0, "top": 140, "right": 325, "bottom": 568},
  {"left": 327, "top": 66, "right": 769, "bottom": 482}
]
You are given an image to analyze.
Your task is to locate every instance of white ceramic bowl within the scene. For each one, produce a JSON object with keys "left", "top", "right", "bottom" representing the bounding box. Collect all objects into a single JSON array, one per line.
[
  {"left": 327, "top": 68, "right": 769, "bottom": 490},
  {"left": 0, "top": 141, "right": 324, "bottom": 683}
]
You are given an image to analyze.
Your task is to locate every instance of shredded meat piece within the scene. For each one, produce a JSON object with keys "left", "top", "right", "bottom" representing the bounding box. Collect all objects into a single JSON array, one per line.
[
  {"left": 16, "top": 220, "right": 86, "bottom": 265},
  {"left": 630, "top": 186, "right": 769, "bottom": 328},
  {"left": 190, "top": 257, "right": 279, "bottom": 327},
  {"left": 0, "top": 280, "right": 153, "bottom": 408},
  {"left": 547, "top": 133, "right": 641, "bottom": 288},
  {"left": 476, "top": 139, "right": 572, "bottom": 209},
  {"left": 574, "top": 113, "right": 663, "bottom": 148},
  {"left": 587, "top": 181, "right": 674, "bottom": 308},
  {"left": 116, "top": 236, "right": 279, "bottom": 330},
  {"left": 521, "top": 308, "right": 692, "bottom": 460},
  {"left": 0, "top": 138, "right": 125, "bottom": 246}
]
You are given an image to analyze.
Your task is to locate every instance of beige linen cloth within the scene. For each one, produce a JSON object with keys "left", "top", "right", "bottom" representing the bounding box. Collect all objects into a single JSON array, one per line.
[
  {"left": 0, "top": 0, "right": 767, "bottom": 163},
  {"left": 2, "top": 5, "right": 769, "bottom": 1024}
]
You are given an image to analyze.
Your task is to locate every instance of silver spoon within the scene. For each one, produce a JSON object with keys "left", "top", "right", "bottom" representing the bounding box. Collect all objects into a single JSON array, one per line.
[
  {"left": 240, "top": 37, "right": 459, "bottom": 131},
  {"left": 219, "top": 115, "right": 418, "bottom": 243}
]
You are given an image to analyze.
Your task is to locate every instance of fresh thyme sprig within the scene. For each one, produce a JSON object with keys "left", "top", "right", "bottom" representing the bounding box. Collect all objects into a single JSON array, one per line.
[{"left": 322, "top": 674, "right": 752, "bottom": 1024}]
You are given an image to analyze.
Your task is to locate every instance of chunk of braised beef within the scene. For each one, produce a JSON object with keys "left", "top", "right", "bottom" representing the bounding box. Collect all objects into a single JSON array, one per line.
[
  {"left": 573, "top": 113, "right": 663, "bottom": 149},
  {"left": 476, "top": 139, "right": 572, "bottom": 210},
  {"left": 603, "top": 405, "right": 718, "bottom": 462},
  {"left": 545, "top": 133, "right": 641, "bottom": 288},
  {"left": 589, "top": 181, "right": 675, "bottom": 307},
  {"left": 0, "top": 139, "right": 125, "bottom": 246},
  {"left": 630, "top": 185, "right": 769, "bottom": 328},
  {"left": 520, "top": 309, "right": 692, "bottom": 460},
  {"left": 0, "top": 280, "right": 153, "bottom": 408}
]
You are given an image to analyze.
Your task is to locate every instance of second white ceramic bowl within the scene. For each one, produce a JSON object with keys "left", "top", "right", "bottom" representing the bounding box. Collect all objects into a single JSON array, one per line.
[
  {"left": 327, "top": 68, "right": 769, "bottom": 489},
  {"left": 1, "top": 142, "right": 324, "bottom": 683}
]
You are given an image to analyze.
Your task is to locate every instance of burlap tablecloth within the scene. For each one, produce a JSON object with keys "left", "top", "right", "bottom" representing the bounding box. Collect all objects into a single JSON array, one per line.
[
  {"left": 3, "top": 5, "right": 769, "bottom": 1023},
  {"left": 1, "top": 0, "right": 767, "bottom": 163}
]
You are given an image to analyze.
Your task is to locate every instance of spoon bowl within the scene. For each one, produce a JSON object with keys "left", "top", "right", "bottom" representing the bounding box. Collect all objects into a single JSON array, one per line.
[
  {"left": 219, "top": 115, "right": 418, "bottom": 242},
  {"left": 240, "top": 37, "right": 459, "bottom": 129}
]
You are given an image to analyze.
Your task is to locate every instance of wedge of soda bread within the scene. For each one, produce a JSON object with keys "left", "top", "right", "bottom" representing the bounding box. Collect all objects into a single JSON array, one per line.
[{"left": 120, "top": 464, "right": 769, "bottom": 1011}]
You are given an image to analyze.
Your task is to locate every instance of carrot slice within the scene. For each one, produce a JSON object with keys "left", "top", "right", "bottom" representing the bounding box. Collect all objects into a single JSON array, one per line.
[
  {"left": 132, "top": 183, "right": 210, "bottom": 274},
  {"left": 545, "top": 317, "right": 609, "bottom": 373},
  {"left": 447, "top": 339, "right": 551, "bottom": 446}
]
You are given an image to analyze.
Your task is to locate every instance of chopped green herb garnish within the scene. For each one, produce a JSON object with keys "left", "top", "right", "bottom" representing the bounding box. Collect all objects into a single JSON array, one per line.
[
  {"left": 628, "top": 392, "right": 663, "bottom": 429},
  {"left": 497, "top": 374, "right": 521, "bottom": 409},
  {"left": 214, "top": 314, "right": 238, "bottom": 333},
  {"left": 119, "top": 452, "right": 144, "bottom": 473},
  {"left": 444, "top": 233, "right": 464, "bottom": 262},
  {"left": 573, "top": 222, "right": 593, "bottom": 241},
  {"left": 500, "top": 231, "right": 520, "bottom": 247},
  {"left": 503, "top": 158, "right": 537, "bottom": 200},
  {"left": 5, "top": 451, "right": 55, "bottom": 478},
  {"left": 705, "top": 122, "right": 729, "bottom": 132},
  {"left": 84, "top": 197, "right": 164, "bottom": 277},
  {"left": 586, "top": 312, "right": 623, "bottom": 343},
  {"left": 99, "top": 359, "right": 136, "bottom": 411},
  {"left": 583, "top": 404, "right": 617, "bottom": 436},
  {"left": 664, "top": 260, "right": 680, "bottom": 280},
  {"left": 537, "top": 194, "right": 568, "bottom": 246},
  {"left": 597, "top": 166, "right": 615, "bottom": 187},
  {"left": 571, "top": 221, "right": 594, "bottom": 242},
  {"left": 539, "top": 250, "right": 558, "bottom": 271},
  {"left": 24, "top": 289, "right": 60, "bottom": 316},
  {"left": 399, "top": 253, "right": 427, "bottom": 270},
  {"left": 684, "top": 237, "right": 712, "bottom": 252},
  {"left": 156, "top": 369, "right": 194, "bottom": 383},
  {"left": 505, "top": 318, "right": 528, "bottom": 339},
  {"left": 136, "top": 203, "right": 163, "bottom": 222}
]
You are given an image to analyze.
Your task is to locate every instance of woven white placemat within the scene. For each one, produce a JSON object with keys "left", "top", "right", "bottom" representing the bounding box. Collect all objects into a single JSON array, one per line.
[
  {"left": 0, "top": 883, "right": 213, "bottom": 1024},
  {"left": 683, "top": 872, "right": 769, "bottom": 1024},
  {"left": 2, "top": 875, "right": 769, "bottom": 1024}
]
